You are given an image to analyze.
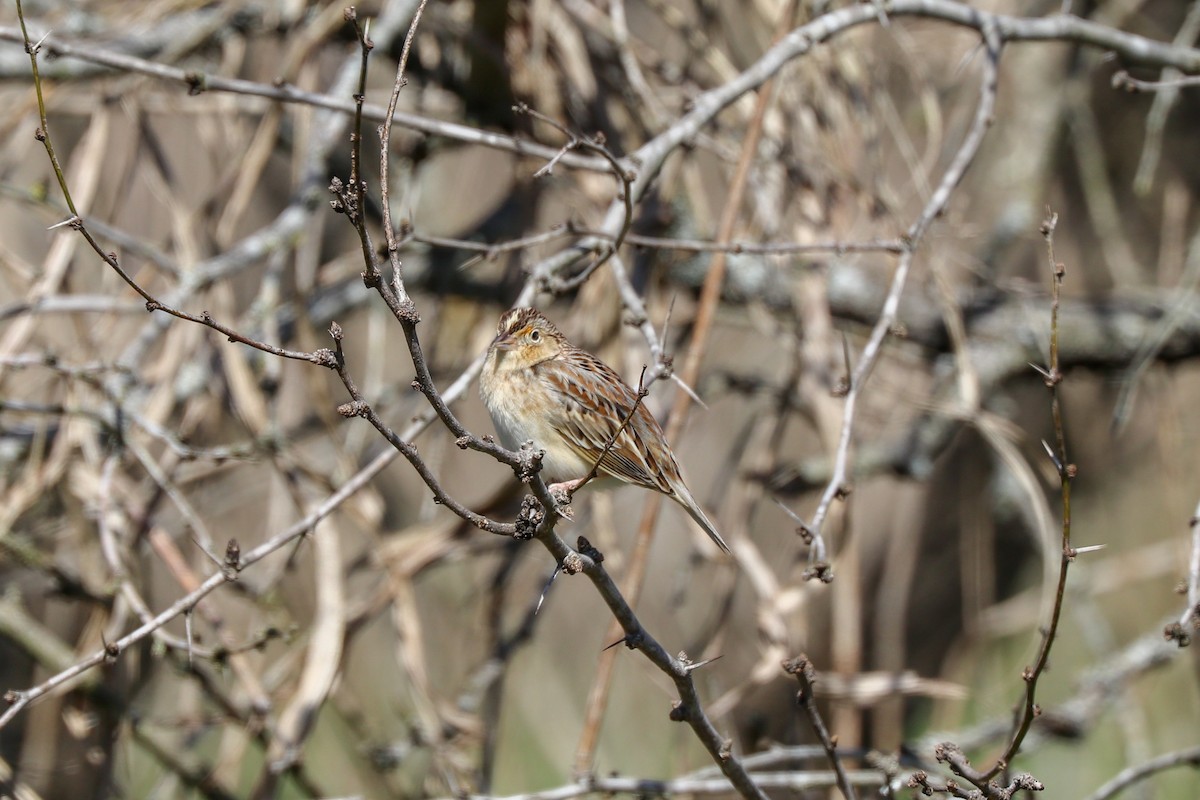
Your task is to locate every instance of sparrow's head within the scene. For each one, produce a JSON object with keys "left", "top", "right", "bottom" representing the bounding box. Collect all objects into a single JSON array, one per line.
[{"left": 487, "top": 307, "right": 566, "bottom": 370}]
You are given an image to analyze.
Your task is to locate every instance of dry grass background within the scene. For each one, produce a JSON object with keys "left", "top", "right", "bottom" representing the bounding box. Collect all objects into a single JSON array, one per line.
[{"left": 1, "top": 0, "right": 1199, "bottom": 798}]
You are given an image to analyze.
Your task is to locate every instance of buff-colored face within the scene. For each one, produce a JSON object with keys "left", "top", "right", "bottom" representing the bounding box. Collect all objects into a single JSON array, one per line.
[{"left": 487, "top": 308, "right": 565, "bottom": 372}]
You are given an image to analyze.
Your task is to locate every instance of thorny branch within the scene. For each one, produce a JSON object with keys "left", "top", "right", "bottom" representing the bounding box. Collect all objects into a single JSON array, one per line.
[
  {"left": 985, "top": 212, "right": 1076, "bottom": 779},
  {"left": 927, "top": 213, "right": 1078, "bottom": 798},
  {"left": 327, "top": 13, "right": 765, "bottom": 798}
]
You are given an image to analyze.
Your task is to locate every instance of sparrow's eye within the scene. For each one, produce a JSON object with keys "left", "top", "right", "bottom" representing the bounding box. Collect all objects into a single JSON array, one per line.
[{"left": 529, "top": 329, "right": 541, "bottom": 343}]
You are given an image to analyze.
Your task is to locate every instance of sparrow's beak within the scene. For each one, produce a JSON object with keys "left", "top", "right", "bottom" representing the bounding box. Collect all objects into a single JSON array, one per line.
[{"left": 491, "top": 331, "right": 517, "bottom": 351}]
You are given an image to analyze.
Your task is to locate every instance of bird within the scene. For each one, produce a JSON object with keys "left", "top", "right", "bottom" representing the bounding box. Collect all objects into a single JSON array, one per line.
[{"left": 480, "top": 307, "right": 730, "bottom": 554}]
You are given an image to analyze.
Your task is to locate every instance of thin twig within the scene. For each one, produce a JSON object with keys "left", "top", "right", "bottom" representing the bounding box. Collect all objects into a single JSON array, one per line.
[
  {"left": 1083, "top": 745, "right": 1200, "bottom": 800},
  {"left": 1113, "top": 70, "right": 1200, "bottom": 91},
  {"left": 783, "top": 655, "right": 859, "bottom": 800},
  {"left": 0, "top": 24, "right": 613, "bottom": 174},
  {"left": 15, "top": 2, "right": 336, "bottom": 369},
  {"left": 932, "top": 212, "right": 1079, "bottom": 797},
  {"left": 796, "top": 18, "right": 1002, "bottom": 574},
  {"left": 513, "top": 103, "right": 637, "bottom": 295},
  {"left": 979, "top": 211, "right": 1075, "bottom": 781},
  {"left": 377, "top": 0, "right": 428, "bottom": 312},
  {"left": 328, "top": 323, "right": 516, "bottom": 537},
  {"left": 1183, "top": 501, "right": 1200, "bottom": 633},
  {"left": 569, "top": 366, "right": 649, "bottom": 497}
]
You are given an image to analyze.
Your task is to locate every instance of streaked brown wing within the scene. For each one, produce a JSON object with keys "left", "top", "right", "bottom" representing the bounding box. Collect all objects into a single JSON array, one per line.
[{"left": 534, "top": 350, "right": 680, "bottom": 494}]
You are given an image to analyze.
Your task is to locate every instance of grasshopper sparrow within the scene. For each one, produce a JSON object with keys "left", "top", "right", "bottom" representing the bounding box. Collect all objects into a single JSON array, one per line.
[{"left": 480, "top": 307, "right": 730, "bottom": 553}]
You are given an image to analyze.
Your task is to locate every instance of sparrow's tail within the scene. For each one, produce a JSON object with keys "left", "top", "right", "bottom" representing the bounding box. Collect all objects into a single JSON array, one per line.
[{"left": 672, "top": 486, "right": 731, "bottom": 554}]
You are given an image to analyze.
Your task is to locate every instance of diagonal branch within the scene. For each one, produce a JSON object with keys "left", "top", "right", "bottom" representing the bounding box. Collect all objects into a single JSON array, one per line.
[{"left": 795, "top": 18, "right": 1002, "bottom": 575}]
